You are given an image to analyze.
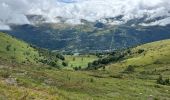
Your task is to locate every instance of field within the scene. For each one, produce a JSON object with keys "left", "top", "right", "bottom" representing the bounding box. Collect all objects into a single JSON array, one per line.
[
  {"left": 0, "top": 64, "right": 170, "bottom": 100},
  {"left": 65, "top": 55, "right": 98, "bottom": 69}
]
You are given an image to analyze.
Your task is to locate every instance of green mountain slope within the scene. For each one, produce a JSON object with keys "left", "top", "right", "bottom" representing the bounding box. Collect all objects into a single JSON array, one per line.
[
  {"left": 0, "top": 35, "right": 169, "bottom": 100},
  {"left": 123, "top": 39, "right": 170, "bottom": 66},
  {"left": 0, "top": 32, "right": 65, "bottom": 68},
  {"left": 107, "top": 39, "right": 170, "bottom": 79},
  {"left": 0, "top": 32, "right": 41, "bottom": 64}
]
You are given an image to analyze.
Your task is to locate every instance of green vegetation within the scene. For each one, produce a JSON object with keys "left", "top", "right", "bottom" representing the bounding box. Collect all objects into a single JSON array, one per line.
[
  {"left": 0, "top": 32, "right": 64, "bottom": 68},
  {"left": 65, "top": 55, "right": 98, "bottom": 69},
  {"left": 0, "top": 32, "right": 170, "bottom": 100},
  {"left": 157, "top": 75, "right": 170, "bottom": 85},
  {"left": 0, "top": 32, "right": 41, "bottom": 64}
]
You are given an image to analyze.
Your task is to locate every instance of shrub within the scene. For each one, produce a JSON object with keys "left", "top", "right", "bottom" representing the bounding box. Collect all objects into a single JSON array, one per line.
[
  {"left": 102, "top": 66, "right": 106, "bottom": 70},
  {"left": 62, "top": 61, "right": 68, "bottom": 66},
  {"left": 124, "top": 65, "right": 135, "bottom": 73},
  {"left": 72, "top": 57, "right": 75, "bottom": 61},
  {"left": 157, "top": 75, "right": 170, "bottom": 85},
  {"left": 74, "top": 67, "right": 79, "bottom": 71},
  {"left": 138, "top": 49, "right": 145, "bottom": 54},
  {"left": 154, "top": 60, "right": 162, "bottom": 64},
  {"left": 157, "top": 75, "right": 164, "bottom": 85},
  {"left": 6, "top": 44, "right": 11, "bottom": 51},
  {"left": 13, "top": 48, "right": 16, "bottom": 51},
  {"left": 165, "top": 79, "right": 169, "bottom": 84},
  {"left": 90, "top": 78, "right": 94, "bottom": 83},
  {"left": 56, "top": 54, "right": 65, "bottom": 60},
  {"left": 49, "top": 61, "right": 57, "bottom": 67},
  {"left": 78, "top": 66, "right": 82, "bottom": 70},
  {"left": 74, "top": 66, "right": 82, "bottom": 71}
]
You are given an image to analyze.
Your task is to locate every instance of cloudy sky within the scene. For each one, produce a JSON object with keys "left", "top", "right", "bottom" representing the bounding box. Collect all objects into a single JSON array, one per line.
[{"left": 0, "top": 0, "right": 170, "bottom": 30}]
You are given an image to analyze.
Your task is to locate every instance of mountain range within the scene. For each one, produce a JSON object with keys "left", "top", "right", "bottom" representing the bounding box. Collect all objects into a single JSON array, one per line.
[{"left": 2, "top": 16, "right": 170, "bottom": 53}]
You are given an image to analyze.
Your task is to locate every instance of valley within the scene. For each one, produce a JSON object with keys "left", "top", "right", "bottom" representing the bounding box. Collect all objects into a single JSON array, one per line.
[
  {"left": 1, "top": 0, "right": 170, "bottom": 99},
  {"left": 4, "top": 23, "right": 170, "bottom": 53},
  {"left": 0, "top": 32, "right": 169, "bottom": 100}
]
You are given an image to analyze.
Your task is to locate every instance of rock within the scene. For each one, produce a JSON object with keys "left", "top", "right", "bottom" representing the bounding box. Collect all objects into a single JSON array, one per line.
[{"left": 5, "top": 77, "right": 17, "bottom": 86}]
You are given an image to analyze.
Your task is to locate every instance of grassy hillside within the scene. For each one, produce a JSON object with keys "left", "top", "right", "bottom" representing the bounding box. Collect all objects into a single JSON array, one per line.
[
  {"left": 0, "top": 32, "right": 65, "bottom": 68},
  {"left": 107, "top": 39, "right": 170, "bottom": 79},
  {"left": 0, "top": 36, "right": 169, "bottom": 100},
  {"left": 0, "top": 32, "right": 41, "bottom": 64}
]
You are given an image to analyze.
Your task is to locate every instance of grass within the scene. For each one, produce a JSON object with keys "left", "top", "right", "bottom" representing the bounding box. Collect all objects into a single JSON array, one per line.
[
  {"left": 0, "top": 32, "right": 41, "bottom": 64},
  {"left": 0, "top": 65, "right": 169, "bottom": 100},
  {"left": 65, "top": 55, "right": 98, "bottom": 69},
  {"left": 0, "top": 33, "right": 170, "bottom": 100},
  {"left": 106, "top": 39, "right": 170, "bottom": 81},
  {"left": 0, "top": 32, "right": 64, "bottom": 68}
]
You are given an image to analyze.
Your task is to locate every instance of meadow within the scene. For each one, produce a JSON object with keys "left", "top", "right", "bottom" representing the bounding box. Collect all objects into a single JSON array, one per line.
[{"left": 0, "top": 32, "right": 170, "bottom": 100}]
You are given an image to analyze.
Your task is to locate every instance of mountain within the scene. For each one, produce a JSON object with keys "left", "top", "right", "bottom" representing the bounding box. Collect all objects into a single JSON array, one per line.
[{"left": 3, "top": 20, "right": 170, "bottom": 53}]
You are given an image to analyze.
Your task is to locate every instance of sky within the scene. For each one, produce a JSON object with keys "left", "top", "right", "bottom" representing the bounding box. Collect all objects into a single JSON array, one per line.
[{"left": 0, "top": 0, "right": 170, "bottom": 30}]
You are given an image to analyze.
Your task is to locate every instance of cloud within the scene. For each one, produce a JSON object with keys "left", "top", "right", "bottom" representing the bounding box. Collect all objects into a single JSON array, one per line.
[
  {"left": 0, "top": 0, "right": 170, "bottom": 30},
  {"left": 0, "top": 24, "right": 11, "bottom": 30}
]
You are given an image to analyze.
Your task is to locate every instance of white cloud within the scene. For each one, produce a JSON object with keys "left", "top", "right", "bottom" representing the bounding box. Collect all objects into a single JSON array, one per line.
[
  {"left": 0, "top": 0, "right": 170, "bottom": 30},
  {"left": 140, "top": 17, "right": 170, "bottom": 26},
  {"left": 0, "top": 24, "right": 11, "bottom": 30}
]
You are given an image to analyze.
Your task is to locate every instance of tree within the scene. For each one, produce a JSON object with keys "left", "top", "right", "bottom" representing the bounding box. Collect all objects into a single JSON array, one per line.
[
  {"left": 78, "top": 66, "right": 82, "bottom": 70},
  {"left": 138, "top": 49, "right": 145, "bottom": 54},
  {"left": 74, "top": 67, "right": 79, "bottom": 71},
  {"left": 56, "top": 54, "right": 65, "bottom": 60},
  {"left": 49, "top": 61, "right": 57, "bottom": 67},
  {"left": 62, "top": 61, "right": 68, "bottom": 66},
  {"left": 6, "top": 44, "right": 11, "bottom": 51},
  {"left": 74, "top": 66, "right": 81, "bottom": 71}
]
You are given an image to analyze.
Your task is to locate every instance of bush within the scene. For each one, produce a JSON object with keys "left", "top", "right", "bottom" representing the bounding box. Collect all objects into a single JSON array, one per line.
[
  {"left": 102, "top": 66, "right": 106, "bottom": 70},
  {"left": 74, "top": 67, "right": 79, "bottom": 71},
  {"left": 124, "top": 65, "right": 135, "bottom": 73},
  {"left": 138, "top": 49, "right": 145, "bottom": 54},
  {"left": 157, "top": 75, "right": 164, "bottom": 85},
  {"left": 72, "top": 57, "right": 75, "bottom": 61},
  {"left": 74, "top": 66, "right": 81, "bottom": 71},
  {"left": 56, "top": 54, "right": 65, "bottom": 60},
  {"left": 165, "top": 79, "right": 170, "bottom": 84},
  {"left": 6, "top": 44, "right": 11, "bottom": 51},
  {"left": 49, "top": 61, "right": 57, "bottom": 67},
  {"left": 62, "top": 61, "right": 68, "bottom": 66},
  {"left": 90, "top": 78, "right": 94, "bottom": 83},
  {"left": 157, "top": 75, "right": 170, "bottom": 85},
  {"left": 13, "top": 48, "right": 16, "bottom": 51}
]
